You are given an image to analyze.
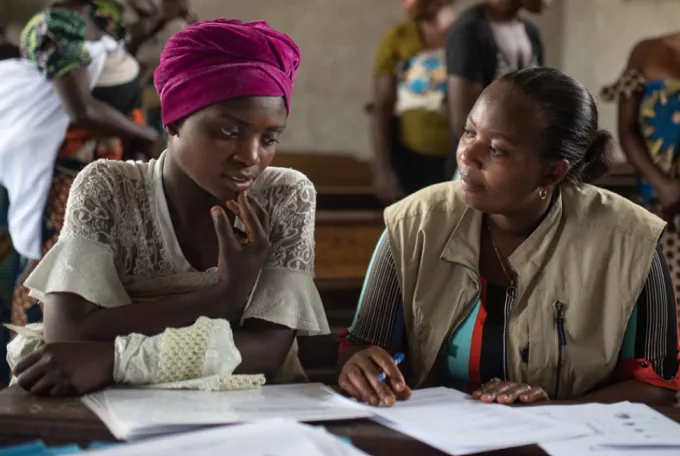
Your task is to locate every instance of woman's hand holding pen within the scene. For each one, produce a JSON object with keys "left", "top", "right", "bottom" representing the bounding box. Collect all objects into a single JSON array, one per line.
[{"left": 338, "top": 347, "right": 411, "bottom": 407}]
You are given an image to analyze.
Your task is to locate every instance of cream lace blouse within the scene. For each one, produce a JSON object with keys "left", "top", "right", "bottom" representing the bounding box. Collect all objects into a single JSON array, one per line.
[{"left": 21, "top": 153, "right": 329, "bottom": 383}]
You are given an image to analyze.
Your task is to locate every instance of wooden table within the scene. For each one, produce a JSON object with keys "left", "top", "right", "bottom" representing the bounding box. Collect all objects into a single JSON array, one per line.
[{"left": 0, "top": 386, "right": 678, "bottom": 456}]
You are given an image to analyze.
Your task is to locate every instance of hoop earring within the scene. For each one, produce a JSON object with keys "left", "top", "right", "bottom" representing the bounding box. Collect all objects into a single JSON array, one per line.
[{"left": 538, "top": 186, "right": 548, "bottom": 200}]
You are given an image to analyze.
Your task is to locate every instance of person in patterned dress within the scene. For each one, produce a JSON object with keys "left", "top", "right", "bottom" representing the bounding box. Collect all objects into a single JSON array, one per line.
[
  {"left": 603, "top": 34, "right": 680, "bottom": 304},
  {"left": 4, "top": 1, "right": 160, "bottom": 332},
  {"left": 371, "top": 0, "right": 458, "bottom": 204}
]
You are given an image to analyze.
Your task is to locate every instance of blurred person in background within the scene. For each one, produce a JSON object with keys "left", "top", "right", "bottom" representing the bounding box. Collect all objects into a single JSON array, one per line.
[
  {"left": 446, "top": 0, "right": 550, "bottom": 177},
  {"left": 603, "top": 33, "right": 680, "bottom": 302},
  {"left": 0, "top": 22, "right": 21, "bottom": 380},
  {"left": 401, "top": 0, "right": 417, "bottom": 19},
  {"left": 371, "top": 0, "right": 458, "bottom": 204},
  {"left": 128, "top": 0, "right": 198, "bottom": 136},
  {"left": 0, "top": 0, "right": 193, "bottom": 343}
]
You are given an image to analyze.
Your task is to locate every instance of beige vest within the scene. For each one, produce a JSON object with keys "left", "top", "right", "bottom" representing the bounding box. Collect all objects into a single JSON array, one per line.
[{"left": 384, "top": 181, "right": 665, "bottom": 399}]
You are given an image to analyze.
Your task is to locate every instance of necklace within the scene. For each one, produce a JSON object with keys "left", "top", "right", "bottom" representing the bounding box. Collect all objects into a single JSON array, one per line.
[{"left": 487, "top": 221, "right": 517, "bottom": 298}]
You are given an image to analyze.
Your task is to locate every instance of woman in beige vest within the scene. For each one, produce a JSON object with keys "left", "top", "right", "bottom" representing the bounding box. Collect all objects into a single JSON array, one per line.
[{"left": 338, "top": 67, "right": 680, "bottom": 406}]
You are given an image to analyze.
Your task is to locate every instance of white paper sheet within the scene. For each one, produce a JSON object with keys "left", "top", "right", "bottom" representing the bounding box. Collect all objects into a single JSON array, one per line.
[
  {"left": 335, "top": 387, "right": 593, "bottom": 455},
  {"left": 82, "top": 384, "right": 372, "bottom": 440},
  {"left": 87, "top": 419, "right": 369, "bottom": 456},
  {"left": 530, "top": 402, "right": 680, "bottom": 454},
  {"left": 540, "top": 436, "right": 680, "bottom": 456}
]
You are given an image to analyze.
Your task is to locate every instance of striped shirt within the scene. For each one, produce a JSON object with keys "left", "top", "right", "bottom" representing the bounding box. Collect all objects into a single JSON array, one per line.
[{"left": 342, "top": 231, "right": 680, "bottom": 391}]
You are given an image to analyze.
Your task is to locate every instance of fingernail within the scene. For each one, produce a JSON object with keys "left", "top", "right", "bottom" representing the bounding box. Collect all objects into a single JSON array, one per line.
[
  {"left": 499, "top": 394, "right": 507, "bottom": 401},
  {"left": 395, "top": 383, "right": 404, "bottom": 392},
  {"left": 211, "top": 208, "right": 220, "bottom": 218},
  {"left": 370, "top": 395, "right": 378, "bottom": 405}
]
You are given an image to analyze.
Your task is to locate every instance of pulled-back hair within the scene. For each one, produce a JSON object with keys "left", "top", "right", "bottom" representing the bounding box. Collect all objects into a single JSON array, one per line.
[{"left": 499, "top": 67, "right": 614, "bottom": 184}]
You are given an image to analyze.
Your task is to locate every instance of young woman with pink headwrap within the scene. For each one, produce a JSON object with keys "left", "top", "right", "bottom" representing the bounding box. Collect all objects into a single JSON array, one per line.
[{"left": 7, "top": 18, "right": 330, "bottom": 396}]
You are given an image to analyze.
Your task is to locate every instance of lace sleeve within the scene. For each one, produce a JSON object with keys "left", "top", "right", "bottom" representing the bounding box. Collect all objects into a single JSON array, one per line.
[
  {"left": 601, "top": 69, "right": 646, "bottom": 102},
  {"left": 61, "top": 160, "right": 121, "bottom": 245},
  {"left": 244, "top": 169, "right": 329, "bottom": 336},
  {"left": 264, "top": 172, "right": 316, "bottom": 273},
  {"left": 23, "top": 160, "right": 130, "bottom": 308}
]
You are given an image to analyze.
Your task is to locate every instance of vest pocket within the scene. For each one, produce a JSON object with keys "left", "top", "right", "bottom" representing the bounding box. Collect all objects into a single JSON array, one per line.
[{"left": 553, "top": 301, "right": 567, "bottom": 398}]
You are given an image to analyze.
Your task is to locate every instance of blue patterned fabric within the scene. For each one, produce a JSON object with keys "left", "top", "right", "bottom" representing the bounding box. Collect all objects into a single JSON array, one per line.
[{"left": 636, "top": 79, "right": 680, "bottom": 207}]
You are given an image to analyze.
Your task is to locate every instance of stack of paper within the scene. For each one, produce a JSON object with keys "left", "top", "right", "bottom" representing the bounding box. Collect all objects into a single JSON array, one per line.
[
  {"left": 86, "top": 419, "right": 369, "bottom": 456},
  {"left": 347, "top": 389, "right": 680, "bottom": 455},
  {"left": 531, "top": 402, "right": 680, "bottom": 456},
  {"left": 343, "top": 387, "right": 594, "bottom": 455},
  {"left": 82, "top": 383, "right": 371, "bottom": 440},
  {"left": 83, "top": 383, "right": 680, "bottom": 455}
]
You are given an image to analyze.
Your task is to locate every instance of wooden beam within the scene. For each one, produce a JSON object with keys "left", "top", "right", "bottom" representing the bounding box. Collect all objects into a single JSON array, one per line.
[
  {"left": 594, "top": 163, "right": 636, "bottom": 188},
  {"left": 272, "top": 153, "right": 373, "bottom": 188}
]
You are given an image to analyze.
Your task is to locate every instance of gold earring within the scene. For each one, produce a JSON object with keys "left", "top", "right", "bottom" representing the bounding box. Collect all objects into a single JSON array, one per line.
[{"left": 538, "top": 186, "right": 548, "bottom": 200}]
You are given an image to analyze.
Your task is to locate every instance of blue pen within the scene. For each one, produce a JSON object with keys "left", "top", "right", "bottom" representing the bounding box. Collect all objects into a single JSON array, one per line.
[{"left": 378, "top": 352, "right": 405, "bottom": 382}]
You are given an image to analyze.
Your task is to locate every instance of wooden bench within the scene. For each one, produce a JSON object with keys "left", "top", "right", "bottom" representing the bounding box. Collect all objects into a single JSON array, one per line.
[
  {"left": 593, "top": 163, "right": 637, "bottom": 197},
  {"left": 315, "top": 210, "right": 384, "bottom": 281},
  {"left": 271, "top": 153, "right": 373, "bottom": 189},
  {"left": 304, "top": 209, "right": 384, "bottom": 383},
  {"left": 272, "top": 153, "right": 383, "bottom": 211}
]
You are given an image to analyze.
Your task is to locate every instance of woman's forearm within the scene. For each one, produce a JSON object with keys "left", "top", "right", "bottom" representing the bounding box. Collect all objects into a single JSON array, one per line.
[
  {"left": 619, "top": 131, "right": 667, "bottom": 188},
  {"left": 51, "top": 70, "right": 159, "bottom": 143},
  {"left": 618, "top": 96, "right": 667, "bottom": 188},
  {"left": 74, "top": 97, "right": 159, "bottom": 142},
  {"left": 371, "top": 75, "right": 397, "bottom": 170},
  {"left": 232, "top": 320, "right": 295, "bottom": 379},
  {"left": 44, "top": 285, "right": 247, "bottom": 343},
  {"left": 372, "top": 104, "right": 393, "bottom": 169}
]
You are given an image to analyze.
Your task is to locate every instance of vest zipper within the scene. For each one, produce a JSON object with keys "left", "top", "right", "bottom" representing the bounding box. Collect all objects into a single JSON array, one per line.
[
  {"left": 502, "top": 275, "right": 518, "bottom": 380},
  {"left": 553, "top": 301, "right": 567, "bottom": 399}
]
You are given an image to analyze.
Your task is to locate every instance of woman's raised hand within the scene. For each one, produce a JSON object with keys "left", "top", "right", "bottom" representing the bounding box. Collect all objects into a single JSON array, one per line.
[{"left": 211, "top": 192, "right": 270, "bottom": 320}]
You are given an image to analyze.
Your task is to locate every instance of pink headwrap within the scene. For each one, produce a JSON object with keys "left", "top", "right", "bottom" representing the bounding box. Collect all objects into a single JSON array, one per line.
[{"left": 154, "top": 19, "right": 301, "bottom": 126}]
